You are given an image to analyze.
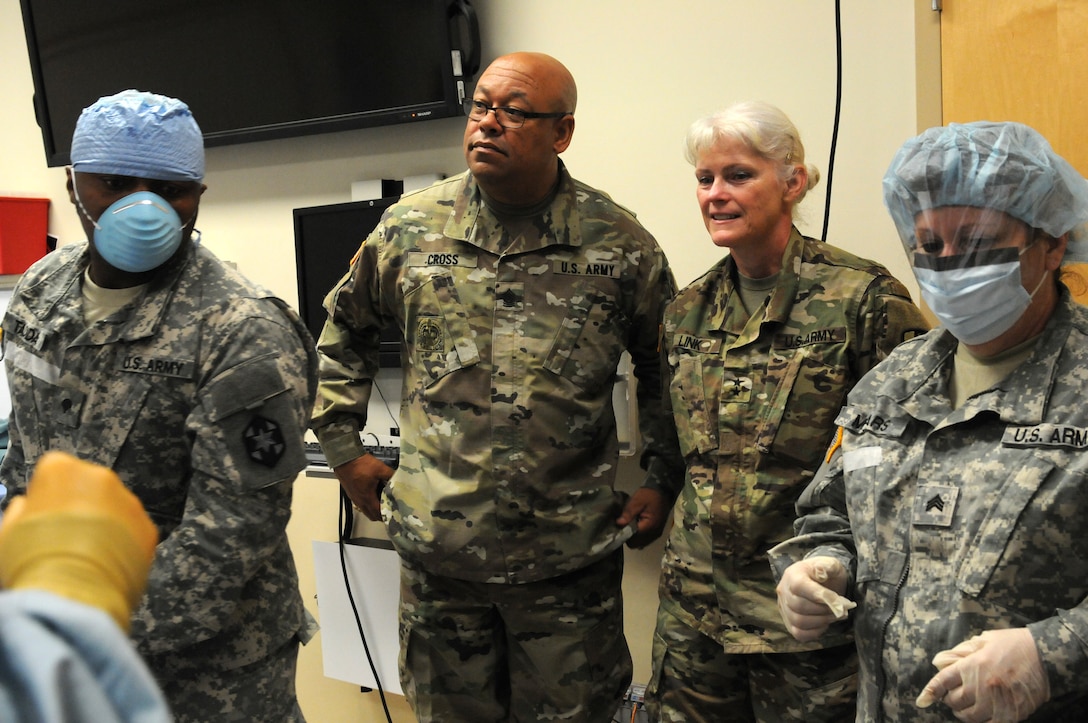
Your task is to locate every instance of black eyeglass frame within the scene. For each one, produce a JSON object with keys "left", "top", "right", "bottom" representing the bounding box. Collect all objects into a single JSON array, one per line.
[{"left": 463, "top": 98, "right": 572, "bottom": 129}]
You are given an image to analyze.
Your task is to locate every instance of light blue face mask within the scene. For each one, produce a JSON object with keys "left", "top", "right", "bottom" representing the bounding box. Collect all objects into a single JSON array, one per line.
[
  {"left": 913, "top": 245, "right": 1046, "bottom": 345},
  {"left": 76, "top": 190, "right": 186, "bottom": 273}
]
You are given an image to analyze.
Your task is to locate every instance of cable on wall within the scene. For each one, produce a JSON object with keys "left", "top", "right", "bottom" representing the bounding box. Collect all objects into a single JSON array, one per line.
[{"left": 821, "top": 0, "right": 843, "bottom": 241}]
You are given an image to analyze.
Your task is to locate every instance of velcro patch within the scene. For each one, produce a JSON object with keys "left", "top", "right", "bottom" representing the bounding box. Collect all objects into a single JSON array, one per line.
[{"left": 912, "top": 484, "right": 958, "bottom": 527}]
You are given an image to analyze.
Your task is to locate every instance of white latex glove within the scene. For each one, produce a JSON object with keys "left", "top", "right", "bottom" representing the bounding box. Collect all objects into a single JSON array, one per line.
[
  {"left": 776, "top": 556, "right": 856, "bottom": 642},
  {"left": 916, "top": 628, "right": 1049, "bottom": 723}
]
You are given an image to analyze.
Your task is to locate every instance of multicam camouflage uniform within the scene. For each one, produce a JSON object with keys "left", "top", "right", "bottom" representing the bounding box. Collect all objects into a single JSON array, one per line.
[
  {"left": 313, "top": 162, "right": 678, "bottom": 720},
  {"left": 770, "top": 288, "right": 1088, "bottom": 722},
  {"left": 651, "top": 228, "right": 927, "bottom": 721},
  {"left": 1, "top": 241, "right": 317, "bottom": 723}
]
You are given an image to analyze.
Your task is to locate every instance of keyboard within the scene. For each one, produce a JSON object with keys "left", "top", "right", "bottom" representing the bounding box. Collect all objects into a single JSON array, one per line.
[{"left": 304, "top": 440, "right": 400, "bottom": 469}]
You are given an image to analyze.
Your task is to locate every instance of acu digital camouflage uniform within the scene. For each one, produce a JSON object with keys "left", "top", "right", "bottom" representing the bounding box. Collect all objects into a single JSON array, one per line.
[
  {"left": 770, "top": 287, "right": 1088, "bottom": 722},
  {"left": 652, "top": 228, "right": 927, "bottom": 720},
  {"left": 313, "top": 162, "right": 678, "bottom": 719},
  {"left": 1, "top": 240, "right": 317, "bottom": 723}
]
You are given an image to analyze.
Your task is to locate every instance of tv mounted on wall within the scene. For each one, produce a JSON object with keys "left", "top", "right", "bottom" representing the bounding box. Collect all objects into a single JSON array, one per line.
[{"left": 19, "top": 0, "right": 480, "bottom": 167}]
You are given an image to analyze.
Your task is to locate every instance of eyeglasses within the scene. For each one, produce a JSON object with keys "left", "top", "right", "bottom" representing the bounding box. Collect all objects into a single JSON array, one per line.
[
  {"left": 463, "top": 98, "right": 571, "bottom": 129},
  {"left": 913, "top": 227, "right": 1033, "bottom": 258}
]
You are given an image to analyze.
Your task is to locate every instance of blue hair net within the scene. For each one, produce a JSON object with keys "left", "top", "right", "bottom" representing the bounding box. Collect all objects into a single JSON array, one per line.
[
  {"left": 883, "top": 121, "right": 1088, "bottom": 264},
  {"left": 70, "top": 90, "right": 204, "bottom": 182}
]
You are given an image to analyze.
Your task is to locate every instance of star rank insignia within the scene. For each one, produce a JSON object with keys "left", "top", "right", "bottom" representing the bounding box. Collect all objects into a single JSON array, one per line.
[{"left": 244, "top": 415, "right": 285, "bottom": 468}]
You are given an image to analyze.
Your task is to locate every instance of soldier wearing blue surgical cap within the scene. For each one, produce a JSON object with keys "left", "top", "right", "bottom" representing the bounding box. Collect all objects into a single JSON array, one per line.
[
  {"left": 773, "top": 120, "right": 1088, "bottom": 722},
  {"left": 0, "top": 89, "right": 319, "bottom": 722}
]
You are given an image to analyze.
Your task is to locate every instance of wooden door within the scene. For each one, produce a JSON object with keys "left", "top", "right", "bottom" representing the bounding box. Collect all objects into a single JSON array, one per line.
[{"left": 940, "top": 0, "right": 1088, "bottom": 301}]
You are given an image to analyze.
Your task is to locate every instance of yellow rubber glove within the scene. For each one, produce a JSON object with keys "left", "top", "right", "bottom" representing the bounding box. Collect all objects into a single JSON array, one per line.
[{"left": 0, "top": 451, "right": 158, "bottom": 631}]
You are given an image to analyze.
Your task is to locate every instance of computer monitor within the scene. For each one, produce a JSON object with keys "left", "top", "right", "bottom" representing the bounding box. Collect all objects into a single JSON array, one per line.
[{"left": 293, "top": 197, "right": 403, "bottom": 367}]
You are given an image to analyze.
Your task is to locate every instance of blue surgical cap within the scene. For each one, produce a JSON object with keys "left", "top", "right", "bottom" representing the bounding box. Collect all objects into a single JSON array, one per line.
[
  {"left": 70, "top": 90, "right": 204, "bottom": 182},
  {"left": 883, "top": 121, "right": 1088, "bottom": 263}
]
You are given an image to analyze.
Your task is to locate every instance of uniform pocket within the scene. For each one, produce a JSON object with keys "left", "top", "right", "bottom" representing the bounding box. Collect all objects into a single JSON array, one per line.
[
  {"left": 542, "top": 292, "right": 627, "bottom": 392},
  {"left": 404, "top": 271, "right": 481, "bottom": 387},
  {"left": 953, "top": 452, "right": 1088, "bottom": 617},
  {"left": 758, "top": 349, "right": 846, "bottom": 466},
  {"left": 669, "top": 354, "right": 718, "bottom": 456}
]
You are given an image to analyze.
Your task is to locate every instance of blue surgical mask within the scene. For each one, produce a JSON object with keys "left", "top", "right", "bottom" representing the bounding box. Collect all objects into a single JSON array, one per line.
[
  {"left": 913, "top": 245, "right": 1046, "bottom": 345},
  {"left": 75, "top": 190, "right": 186, "bottom": 273}
]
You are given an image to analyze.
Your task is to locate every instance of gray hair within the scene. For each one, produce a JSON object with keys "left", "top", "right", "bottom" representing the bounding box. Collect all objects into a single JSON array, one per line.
[{"left": 684, "top": 100, "right": 820, "bottom": 204}]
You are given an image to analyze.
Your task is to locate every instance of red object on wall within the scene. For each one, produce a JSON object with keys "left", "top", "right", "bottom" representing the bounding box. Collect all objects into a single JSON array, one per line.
[{"left": 0, "top": 197, "right": 51, "bottom": 275}]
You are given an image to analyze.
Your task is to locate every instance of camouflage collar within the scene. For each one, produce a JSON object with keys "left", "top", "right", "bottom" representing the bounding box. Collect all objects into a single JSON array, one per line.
[{"left": 445, "top": 160, "right": 585, "bottom": 254}]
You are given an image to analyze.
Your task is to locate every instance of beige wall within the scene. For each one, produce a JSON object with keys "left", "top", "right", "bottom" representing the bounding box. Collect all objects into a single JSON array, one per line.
[{"left": 1, "top": 2, "right": 940, "bottom": 721}]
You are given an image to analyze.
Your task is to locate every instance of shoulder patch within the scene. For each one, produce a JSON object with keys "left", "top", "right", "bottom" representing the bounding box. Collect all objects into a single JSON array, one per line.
[{"left": 244, "top": 415, "right": 286, "bottom": 467}]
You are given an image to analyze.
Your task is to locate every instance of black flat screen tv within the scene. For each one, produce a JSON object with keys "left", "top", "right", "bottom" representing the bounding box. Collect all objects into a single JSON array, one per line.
[
  {"left": 19, "top": 0, "right": 480, "bottom": 167},
  {"left": 294, "top": 197, "right": 402, "bottom": 368}
]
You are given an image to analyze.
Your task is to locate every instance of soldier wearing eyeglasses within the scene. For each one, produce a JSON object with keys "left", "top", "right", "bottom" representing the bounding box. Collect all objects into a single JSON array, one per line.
[
  {"left": 312, "top": 52, "right": 682, "bottom": 722},
  {"left": 775, "top": 122, "right": 1088, "bottom": 721}
]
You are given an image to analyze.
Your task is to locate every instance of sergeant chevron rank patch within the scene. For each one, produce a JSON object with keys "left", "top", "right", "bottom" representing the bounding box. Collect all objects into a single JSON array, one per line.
[{"left": 912, "top": 484, "right": 958, "bottom": 527}]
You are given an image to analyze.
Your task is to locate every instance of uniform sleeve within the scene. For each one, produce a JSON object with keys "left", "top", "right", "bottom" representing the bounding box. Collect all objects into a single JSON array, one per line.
[
  {"left": 1028, "top": 599, "right": 1088, "bottom": 700},
  {"left": 767, "top": 434, "right": 858, "bottom": 586},
  {"left": 0, "top": 590, "right": 170, "bottom": 723},
  {"left": 310, "top": 229, "right": 386, "bottom": 468},
  {"left": 1, "top": 292, "right": 33, "bottom": 499},
  {"left": 0, "top": 405, "right": 29, "bottom": 501},
  {"left": 852, "top": 274, "right": 930, "bottom": 379},
  {"left": 627, "top": 238, "right": 686, "bottom": 500},
  {"left": 130, "top": 304, "right": 315, "bottom": 656}
]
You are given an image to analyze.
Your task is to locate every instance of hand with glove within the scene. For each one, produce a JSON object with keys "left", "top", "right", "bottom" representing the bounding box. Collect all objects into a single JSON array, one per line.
[
  {"left": 916, "top": 628, "right": 1049, "bottom": 723},
  {"left": 0, "top": 451, "right": 158, "bottom": 631},
  {"left": 776, "top": 555, "right": 857, "bottom": 642}
]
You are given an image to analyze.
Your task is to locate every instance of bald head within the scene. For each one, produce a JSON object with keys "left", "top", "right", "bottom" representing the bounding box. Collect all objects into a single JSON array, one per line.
[
  {"left": 463, "top": 52, "right": 578, "bottom": 206},
  {"left": 486, "top": 52, "right": 577, "bottom": 115}
]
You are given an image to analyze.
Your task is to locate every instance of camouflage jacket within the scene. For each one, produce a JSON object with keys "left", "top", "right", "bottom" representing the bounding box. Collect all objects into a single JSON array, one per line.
[
  {"left": 660, "top": 228, "right": 927, "bottom": 653},
  {"left": 1, "top": 241, "right": 318, "bottom": 676},
  {"left": 770, "top": 289, "right": 1088, "bottom": 720},
  {"left": 312, "top": 163, "right": 679, "bottom": 584}
]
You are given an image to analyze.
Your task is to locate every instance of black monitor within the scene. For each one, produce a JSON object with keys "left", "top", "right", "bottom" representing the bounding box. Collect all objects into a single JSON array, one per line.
[
  {"left": 293, "top": 197, "right": 402, "bottom": 368},
  {"left": 19, "top": 0, "right": 481, "bottom": 166}
]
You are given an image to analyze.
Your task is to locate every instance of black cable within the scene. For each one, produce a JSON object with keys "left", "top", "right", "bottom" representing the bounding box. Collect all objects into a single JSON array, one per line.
[
  {"left": 821, "top": 0, "right": 844, "bottom": 242},
  {"left": 338, "top": 489, "right": 394, "bottom": 722},
  {"left": 372, "top": 376, "right": 401, "bottom": 438}
]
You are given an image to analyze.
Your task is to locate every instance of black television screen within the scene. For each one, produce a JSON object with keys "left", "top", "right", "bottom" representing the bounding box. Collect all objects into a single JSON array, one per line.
[
  {"left": 293, "top": 197, "right": 402, "bottom": 368},
  {"left": 19, "top": 0, "right": 480, "bottom": 167}
]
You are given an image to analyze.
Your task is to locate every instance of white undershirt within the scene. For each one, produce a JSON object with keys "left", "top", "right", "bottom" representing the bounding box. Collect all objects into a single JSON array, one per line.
[{"left": 82, "top": 269, "right": 146, "bottom": 324}]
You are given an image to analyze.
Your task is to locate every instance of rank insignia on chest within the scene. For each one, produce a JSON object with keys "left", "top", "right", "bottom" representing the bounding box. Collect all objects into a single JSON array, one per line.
[
  {"left": 244, "top": 415, "right": 285, "bottom": 468},
  {"left": 721, "top": 375, "right": 753, "bottom": 401},
  {"left": 911, "top": 484, "right": 959, "bottom": 527}
]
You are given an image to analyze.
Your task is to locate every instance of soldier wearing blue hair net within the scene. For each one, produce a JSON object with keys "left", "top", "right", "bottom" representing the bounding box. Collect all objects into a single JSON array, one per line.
[
  {"left": 773, "top": 121, "right": 1088, "bottom": 721},
  {"left": 0, "top": 90, "right": 318, "bottom": 722}
]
